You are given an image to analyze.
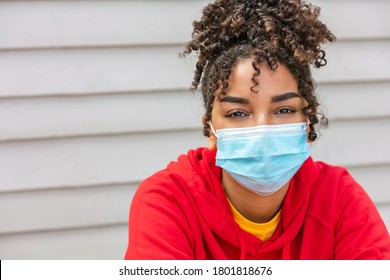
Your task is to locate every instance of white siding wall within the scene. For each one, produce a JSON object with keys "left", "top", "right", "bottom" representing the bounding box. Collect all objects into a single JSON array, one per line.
[{"left": 0, "top": 0, "right": 389, "bottom": 259}]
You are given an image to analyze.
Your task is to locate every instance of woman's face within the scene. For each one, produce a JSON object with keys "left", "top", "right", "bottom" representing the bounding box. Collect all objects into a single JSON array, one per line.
[{"left": 208, "top": 58, "right": 307, "bottom": 149}]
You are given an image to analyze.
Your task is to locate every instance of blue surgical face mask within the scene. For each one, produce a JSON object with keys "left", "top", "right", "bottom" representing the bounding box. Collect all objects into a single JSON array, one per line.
[{"left": 210, "top": 122, "right": 310, "bottom": 195}]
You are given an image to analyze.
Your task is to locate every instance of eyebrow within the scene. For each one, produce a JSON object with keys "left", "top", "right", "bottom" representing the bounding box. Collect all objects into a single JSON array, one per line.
[
  {"left": 219, "top": 92, "right": 301, "bottom": 104},
  {"left": 271, "top": 92, "right": 302, "bottom": 103},
  {"left": 219, "top": 96, "right": 249, "bottom": 104}
]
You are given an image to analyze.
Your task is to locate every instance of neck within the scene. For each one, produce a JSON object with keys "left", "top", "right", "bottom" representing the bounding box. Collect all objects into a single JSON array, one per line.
[{"left": 222, "top": 170, "right": 289, "bottom": 223}]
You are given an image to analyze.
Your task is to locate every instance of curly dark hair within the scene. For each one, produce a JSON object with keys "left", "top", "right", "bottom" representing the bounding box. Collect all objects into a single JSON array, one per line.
[{"left": 182, "top": 0, "right": 336, "bottom": 137}]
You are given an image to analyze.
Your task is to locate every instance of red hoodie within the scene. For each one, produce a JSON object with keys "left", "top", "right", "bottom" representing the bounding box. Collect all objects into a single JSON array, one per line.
[{"left": 125, "top": 147, "right": 390, "bottom": 259}]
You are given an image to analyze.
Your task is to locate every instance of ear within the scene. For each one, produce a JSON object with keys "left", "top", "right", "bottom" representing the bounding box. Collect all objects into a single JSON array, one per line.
[
  {"left": 208, "top": 135, "right": 217, "bottom": 150},
  {"left": 202, "top": 115, "right": 217, "bottom": 150}
]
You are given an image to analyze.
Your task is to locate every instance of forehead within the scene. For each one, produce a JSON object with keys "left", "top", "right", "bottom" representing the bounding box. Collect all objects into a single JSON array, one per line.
[{"left": 223, "top": 58, "right": 299, "bottom": 97}]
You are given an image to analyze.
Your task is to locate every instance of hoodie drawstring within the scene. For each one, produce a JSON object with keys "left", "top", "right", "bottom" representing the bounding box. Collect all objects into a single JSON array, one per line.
[{"left": 238, "top": 235, "right": 247, "bottom": 260}]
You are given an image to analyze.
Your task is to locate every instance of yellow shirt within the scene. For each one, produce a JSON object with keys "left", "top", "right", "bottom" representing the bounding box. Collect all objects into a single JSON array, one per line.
[{"left": 227, "top": 198, "right": 281, "bottom": 241}]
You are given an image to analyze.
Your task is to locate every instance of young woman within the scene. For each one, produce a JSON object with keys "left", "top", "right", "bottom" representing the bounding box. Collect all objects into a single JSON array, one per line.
[{"left": 125, "top": 0, "right": 390, "bottom": 259}]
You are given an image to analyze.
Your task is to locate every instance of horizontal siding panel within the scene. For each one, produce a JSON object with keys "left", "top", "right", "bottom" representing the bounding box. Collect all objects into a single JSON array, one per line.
[
  {"left": 0, "top": 47, "right": 194, "bottom": 98},
  {"left": 0, "top": 92, "right": 203, "bottom": 141},
  {"left": 347, "top": 164, "right": 390, "bottom": 205},
  {"left": 0, "top": 184, "right": 135, "bottom": 234},
  {"left": 313, "top": 40, "right": 390, "bottom": 83},
  {"left": 1, "top": 118, "right": 389, "bottom": 192},
  {"left": 311, "top": 118, "right": 390, "bottom": 167},
  {"left": 318, "top": 81, "right": 390, "bottom": 121},
  {"left": 0, "top": 225, "right": 127, "bottom": 259},
  {"left": 2, "top": 81, "right": 390, "bottom": 141},
  {"left": 1, "top": 40, "right": 390, "bottom": 98},
  {"left": 314, "top": 0, "right": 390, "bottom": 40},
  {"left": 0, "top": 130, "right": 206, "bottom": 192},
  {"left": 0, "top": 0, "right": 209, "bottom": 49},
  {"left": 0, "top": 0, "right": 388, "bottom": 50}
]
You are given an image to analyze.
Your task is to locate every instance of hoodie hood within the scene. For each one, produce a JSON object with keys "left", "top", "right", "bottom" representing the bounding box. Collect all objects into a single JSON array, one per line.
[{"left": 166, "top": 147, "right": 322, "bottom": 259}]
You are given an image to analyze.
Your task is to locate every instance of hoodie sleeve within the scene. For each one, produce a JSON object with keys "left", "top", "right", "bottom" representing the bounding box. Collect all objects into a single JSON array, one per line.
[
  {"left": 124, "top": 171, "right": 196, "bottom": 260},
  {"left": 333, "top": 170, "right": 390, "bottom": 260}
]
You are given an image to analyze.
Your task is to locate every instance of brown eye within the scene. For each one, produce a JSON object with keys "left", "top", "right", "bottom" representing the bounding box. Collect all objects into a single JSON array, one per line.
[
  {"left": 227, "top": 110, "right": 249, "bottom": 118},
  {"left": 276, "top": 108, "right": 296, "bottom": 114}
]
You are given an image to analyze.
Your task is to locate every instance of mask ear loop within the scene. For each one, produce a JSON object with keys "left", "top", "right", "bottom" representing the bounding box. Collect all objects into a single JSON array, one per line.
[
  {"left": 208, "top": 122, "right": 219, "bottom": 139},
  {"left": 305, "top": 120, "right": 310, "bottom": 130}
]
